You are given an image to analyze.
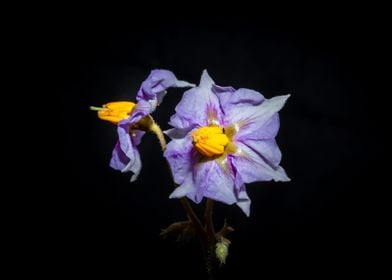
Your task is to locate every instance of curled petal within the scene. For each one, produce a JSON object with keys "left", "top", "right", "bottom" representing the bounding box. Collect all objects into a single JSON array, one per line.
[{"left": 136, "top": 69, "right": 194, "bottom": 113}]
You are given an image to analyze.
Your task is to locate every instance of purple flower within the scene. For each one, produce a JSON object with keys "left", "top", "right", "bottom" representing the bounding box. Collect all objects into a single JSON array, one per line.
[
  {"left": 109, "top": 69, "right": 194, "bottom": 182},
  {"left": 164, "top": 70, "right": 290, "bottom": 216}
]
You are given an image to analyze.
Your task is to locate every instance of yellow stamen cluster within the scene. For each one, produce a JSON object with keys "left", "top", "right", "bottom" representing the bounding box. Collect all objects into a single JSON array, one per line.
[
  {"left": 91, "top": 101, "right": 136, "bottom": 124},
  {"left": 192, "top": 126, "right": 229, "bottom": 157}
]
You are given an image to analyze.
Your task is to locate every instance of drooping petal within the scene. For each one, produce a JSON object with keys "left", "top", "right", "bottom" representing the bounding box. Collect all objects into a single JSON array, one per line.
[
  {"left": 122, "top": 150, "right": 142, "bottom": 182},
  {"left": 169, "top": 70, "right": 223, "bottom": 129},
  {"left": 100, "top": 69, "right": 193, "bottom": 182},
  {"left": 231, "top": 142, "right": 290, "bottom": 183},
  {"left": 109, "top": 122, "right": 144, "bottom": 182},
  {"left": 136, "top": 69, "right": 194, "bottom": 113},
  {"left": 110, "top": 142, "right": 131, "bottom": 171}
]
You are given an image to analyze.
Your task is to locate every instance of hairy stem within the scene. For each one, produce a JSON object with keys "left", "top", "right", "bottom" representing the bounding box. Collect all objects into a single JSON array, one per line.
[{"left": 150, "top": 122, "right": 166, "bottom": 151}]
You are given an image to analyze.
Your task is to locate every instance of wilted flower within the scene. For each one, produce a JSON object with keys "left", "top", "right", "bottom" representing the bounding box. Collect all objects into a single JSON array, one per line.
[
  {"left": 164, "top": 70, "right": 290, "bottom": 216},
  {"left": 92, "top": 69, "right": 193, "bottom": 181}
]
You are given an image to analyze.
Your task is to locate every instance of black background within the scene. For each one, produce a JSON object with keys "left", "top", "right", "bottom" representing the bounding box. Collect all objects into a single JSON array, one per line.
[{"left": 62, "top": 15, "right": 380, "bottom": 279}]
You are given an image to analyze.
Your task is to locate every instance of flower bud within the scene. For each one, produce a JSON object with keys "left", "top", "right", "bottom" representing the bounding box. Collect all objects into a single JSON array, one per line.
[{"left": 215, "top": 238, "right": 230, "bottom": 265}]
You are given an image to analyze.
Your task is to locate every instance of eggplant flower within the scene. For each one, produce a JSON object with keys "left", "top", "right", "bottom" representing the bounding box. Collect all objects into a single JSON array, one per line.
[
  {"left": 92, "top": 69, "right": 194, "bottom": 181},
  {"left": 164, "top": 70, "right": 290, "bottom": 216}
]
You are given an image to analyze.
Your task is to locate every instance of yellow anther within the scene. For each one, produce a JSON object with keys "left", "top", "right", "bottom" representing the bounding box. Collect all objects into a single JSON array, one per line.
[
  {"left": 91, "top": 101, "right": 136, "bottom": 124},
  {"left": 192, "top": 126, "right": 229, "bottom": 157}
]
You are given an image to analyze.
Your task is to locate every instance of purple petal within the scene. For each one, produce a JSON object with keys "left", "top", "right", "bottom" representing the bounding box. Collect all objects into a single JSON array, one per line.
[
  {"left": 239, "top": 138, "right": 282, "bottom": 168},
  {"left": 136, "top": 69, "right": 194, "bottom": 113},
  {"left": 169, "top": 70, "right": 223, "bottom": 129},
  {"left": 230, "top": 167, "right": 251, "bottom": 216},
  {"left": 166, "top": 142, "right": 253, "bottom": 215},
  {"left": 192, "top": 160, "right": 237, "bottom": 205},
  {"left": 169, "top": 176, "right": 197, "bottom": 200},
  {"left": 165, "top": 137, "right": 237, "bottom": 205},
  {"left": 131, "top": 100, "right": 154, "bottom": 123},
  {"left": 170, "top": 159, "right": 237, "bottom": 205},
  {"left": 215, "top": 87, "right": 264, "bottom": 114},
  {"left": 168, "top": 114, "right": 197, "bottom": 134},
  {"left": 211, "top": 84, "right": 236, "bottom": 94},
  {"left": 110, "top": 141, "right": 130, "bottom": 171},
  {"left": 226, "top": 94, "right": 290, "bottom": 140},
  {"left": 164, "top": 137, "right": 194, "bottom": 185},
  {"left": 231, "top": 142, "right": 290, "bottom": 183},
  {"left": 165, "top": 137, "right": 197, "bottom": 200},
  {"left": 236, "top": 113, "right": 280, "bottom": 141},
  {"left": 109, "top": 122, "right": 145, "bottom": 182},
  {"left": 164, "top": 127, "right": 191, "bottom": 139}
]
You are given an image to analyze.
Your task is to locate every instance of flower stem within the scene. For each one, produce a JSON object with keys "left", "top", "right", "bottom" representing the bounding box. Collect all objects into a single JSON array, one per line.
[
  {"left": 150, "top": 122, "right": 166, "bottom": 151},
  {"left": 204, "top": 198, "right": 217, "bottom": 278},
  {"left": 151, "top": 120, "right": 213, "bottom": 278},
  {"left": 180, "top": 198, "right": 206, "bottom": 240},
  {"left": 150, "top": 120, "right": 204, "bottom": 236},
  {"left": 205, "top": 198, "right": 215, "bottom": 240}
]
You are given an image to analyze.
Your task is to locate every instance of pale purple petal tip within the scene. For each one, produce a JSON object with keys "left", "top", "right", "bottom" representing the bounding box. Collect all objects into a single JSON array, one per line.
[{"left": 236, "top": 187, "right": 251, "bottom": 217}]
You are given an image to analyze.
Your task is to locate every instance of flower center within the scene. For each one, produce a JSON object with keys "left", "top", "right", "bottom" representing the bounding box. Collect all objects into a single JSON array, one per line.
[
  {"left": 90, "top": 101, "right": 136, "bottom": 124},
  {"left": 192, "top": 126, "right": 229, "bottom": 157}
]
